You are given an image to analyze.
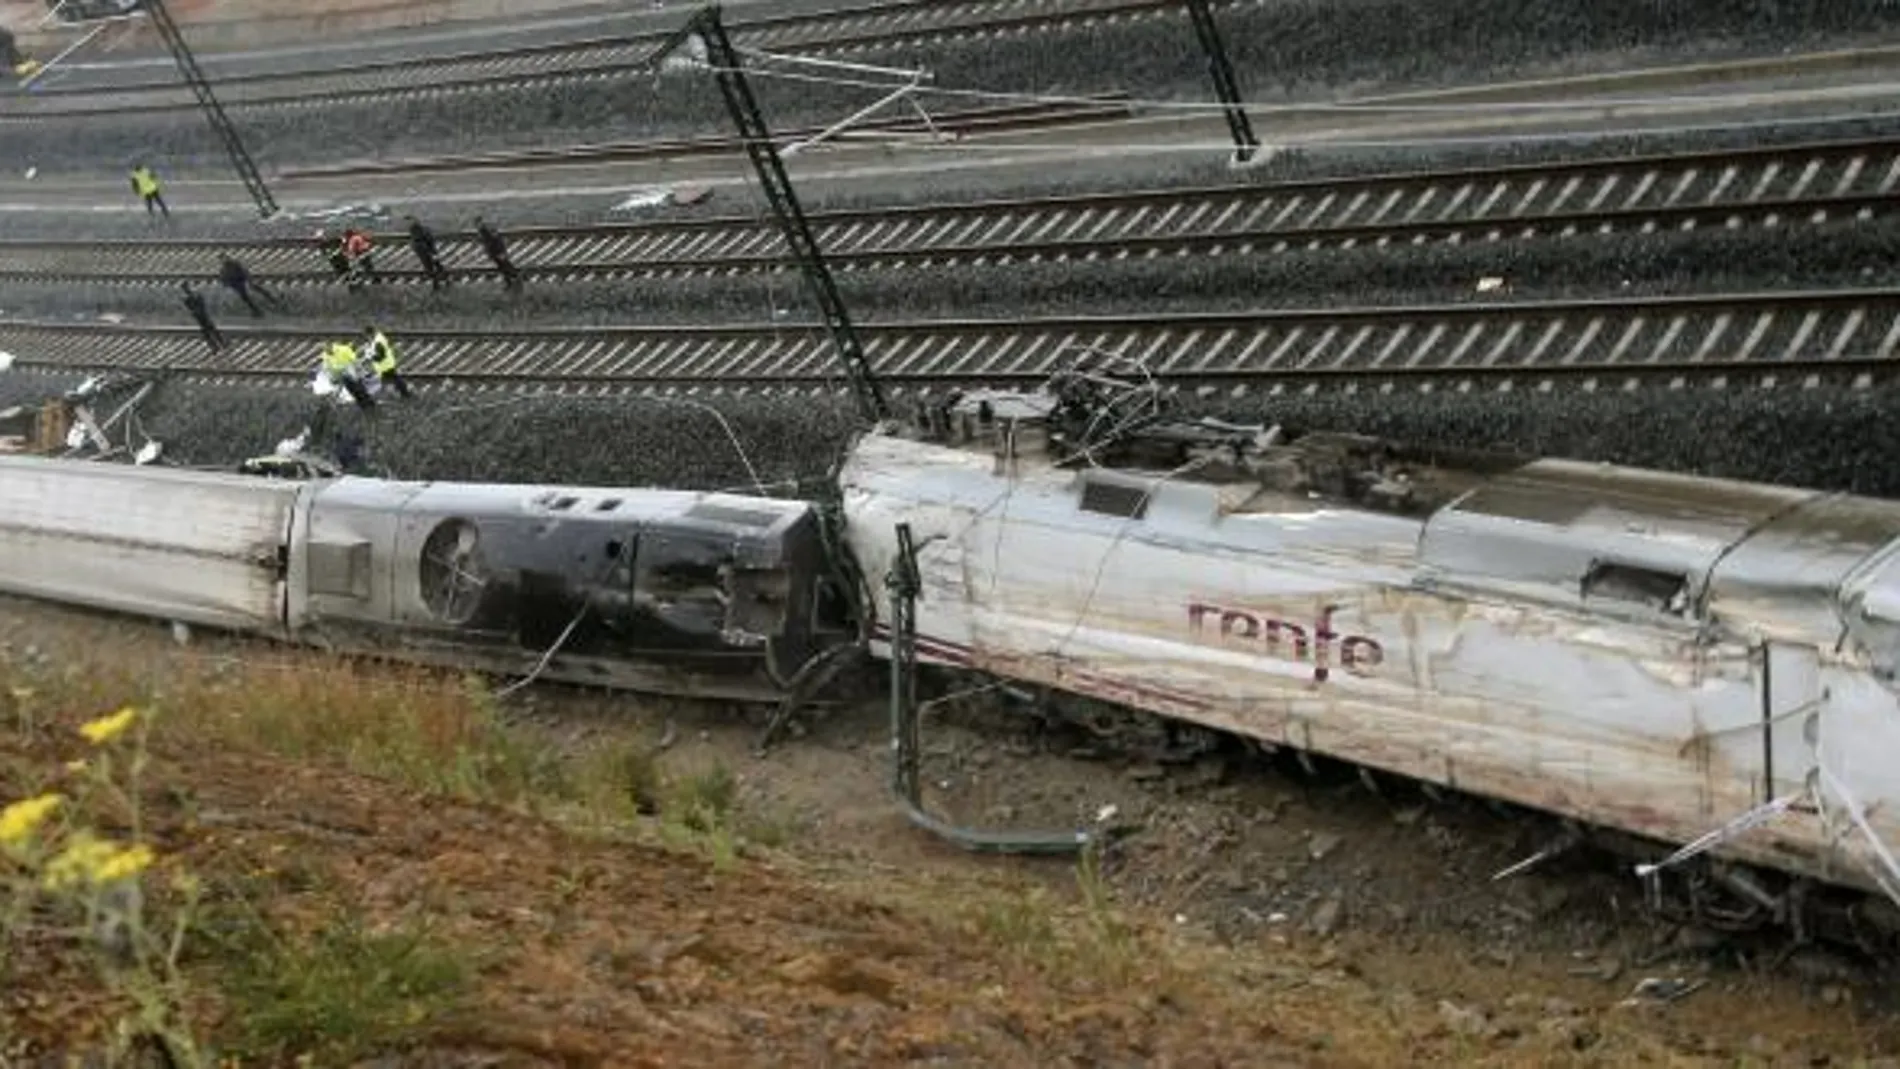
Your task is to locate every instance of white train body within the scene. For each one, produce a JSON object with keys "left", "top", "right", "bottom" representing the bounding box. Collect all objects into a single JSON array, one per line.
[
  {"left": 0, "top": 454, "right": 852, "bottom": 702},
  {"left": 838, "top": 395, "right": 1900, "bottom": 900},
  {"left": 10, "top": 386, "right": 1900, "bottom": 907}
]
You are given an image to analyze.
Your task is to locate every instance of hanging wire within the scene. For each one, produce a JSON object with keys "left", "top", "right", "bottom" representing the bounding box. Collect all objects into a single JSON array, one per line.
[{"left": 702, "top": 59, "right": 1900, "bottom": 119}]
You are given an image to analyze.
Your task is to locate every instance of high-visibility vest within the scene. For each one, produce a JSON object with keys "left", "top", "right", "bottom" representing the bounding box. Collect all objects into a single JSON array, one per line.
[
  {"left": 130, "top": 168, "right": 159, "bottom": 196},
  {"left": 321, "top": 343, "right": 358, "bottom": 375},
  {"left": 367, "top": 332, "right": 397, "bottom": 374}
]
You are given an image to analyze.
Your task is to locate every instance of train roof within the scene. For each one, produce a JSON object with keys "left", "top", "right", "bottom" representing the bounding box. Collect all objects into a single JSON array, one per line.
[{"left": 871, "top": 388, "right": 1900, "bottom": 653}]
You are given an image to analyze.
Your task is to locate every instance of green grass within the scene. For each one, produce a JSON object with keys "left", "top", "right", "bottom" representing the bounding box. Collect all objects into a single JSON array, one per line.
[{"left": 210, "top": 909, "right": 474, "bottom": 1063}]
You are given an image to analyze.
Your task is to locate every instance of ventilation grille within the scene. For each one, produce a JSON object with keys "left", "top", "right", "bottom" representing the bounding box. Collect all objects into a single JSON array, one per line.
[{"left": 418, "top": 518, "right": 490, "bottom": 625}]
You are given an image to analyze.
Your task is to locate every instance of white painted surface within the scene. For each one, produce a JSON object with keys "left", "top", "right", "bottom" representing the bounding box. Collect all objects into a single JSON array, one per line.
[
  {"left": 839, "top": 430, "right": 1900, "bottom": 895},
  {"left": 0, "top": 453, "right": 301, "bottom": 632}
]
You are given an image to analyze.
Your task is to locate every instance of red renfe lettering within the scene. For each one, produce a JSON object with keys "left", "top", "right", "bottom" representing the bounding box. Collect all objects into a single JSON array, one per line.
[{"left": 1187, "top": 601, "right": 1385, "bottom": 683}]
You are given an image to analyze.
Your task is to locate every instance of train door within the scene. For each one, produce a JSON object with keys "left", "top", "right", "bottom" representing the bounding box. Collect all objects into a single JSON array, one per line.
[{"left": 1761, "top": 642, "right": 1823, "bottom": 805}]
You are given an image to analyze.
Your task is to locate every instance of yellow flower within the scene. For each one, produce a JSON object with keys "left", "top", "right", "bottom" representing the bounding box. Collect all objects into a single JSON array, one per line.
[
  {"left": 0, "top": 793, "right": 62, "bottom": 846},
  {"left": 94, "top": 844, "right": 155, "bottom": 883},
  {"left": 78, "top": 706, "right": 141, "bottom": 745},
  {"left": 44, "top": 834, "right": 157, "bottom": 890},
  {"left": 42, "top": 833, "right": 117, "bottom": 890}
]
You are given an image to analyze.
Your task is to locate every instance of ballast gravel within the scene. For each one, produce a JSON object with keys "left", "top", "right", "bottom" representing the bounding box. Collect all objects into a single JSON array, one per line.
[
  {"left": 0, "top": 370, "right": 1897, "bottom": 501},
  {"left": 12, "top": 0, "right": 1900, "bottom": 174}
]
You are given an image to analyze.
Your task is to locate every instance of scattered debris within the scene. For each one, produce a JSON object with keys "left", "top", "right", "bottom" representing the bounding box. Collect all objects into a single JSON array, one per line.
[
  {"left": 1306, "top": 892, "right": 1344, "bottom": 937},
  {"left": 1620, "top": 977, "right": 1704, "bottom": 1007},
  {"left": 1307, "top": 831, "right": 1343, "bottom": 861},
  {"left": 609, "top": 186, "right": 674, "bottom": 213},
  {"left": 1437, "top": 999, "right": 1491, "bottom": 1037}
]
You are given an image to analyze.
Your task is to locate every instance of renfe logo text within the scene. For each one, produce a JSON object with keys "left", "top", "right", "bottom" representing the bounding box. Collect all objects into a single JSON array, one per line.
[{"left": 1187, "top": 601, "right": 1385, "bottom": 683}]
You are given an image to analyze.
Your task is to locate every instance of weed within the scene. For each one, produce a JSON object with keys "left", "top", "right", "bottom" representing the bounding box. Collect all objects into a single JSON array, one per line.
[
  {"left": 1, "top": 704, "right": 207, "bottom": 1066},
  {"left": 212, "top": 909, "right": 472, "bottom": 1063},
  {"left": 1073, "top": 844, "right": 1135, "bottom": 982},
  {"left": 965, "top": 884, "right": 1062, "bottom": 962}
]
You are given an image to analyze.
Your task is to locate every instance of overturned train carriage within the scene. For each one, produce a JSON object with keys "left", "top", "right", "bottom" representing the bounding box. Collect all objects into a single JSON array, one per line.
[
  {"left": 838, "top": 395, "right": 1900, "bottom": 906},
  {"left": 0, "top": 454, "right": 854, "bottom": 702}
]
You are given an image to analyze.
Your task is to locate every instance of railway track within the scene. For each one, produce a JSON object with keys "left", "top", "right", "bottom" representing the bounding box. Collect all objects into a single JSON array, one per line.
[
  {"left": 1, "top": 0, "right": 1231, "bottom": 119},
  {"left": 2, "top": 134, "right": 1894, "bottom": 288},
  {"left": 5, "top": 289, "right": 1898, "bottom": 396},
  {"left": 278, "top": 94, "right": 1137, "bottom": 179}
]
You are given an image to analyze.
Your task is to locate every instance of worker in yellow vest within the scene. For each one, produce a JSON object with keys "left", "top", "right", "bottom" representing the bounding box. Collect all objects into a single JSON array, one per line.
[
  {"left": 129, "top": 164, "right": 168, "bottom": 219},
  {"left": 362, "top": 325, "right": 413, "bottom": 399},
  {"left": 2, "top": 27, "right": 40, "bottom": 79},
  {"left": 319, "top": 341, "right": 376, "bottom": 411}
]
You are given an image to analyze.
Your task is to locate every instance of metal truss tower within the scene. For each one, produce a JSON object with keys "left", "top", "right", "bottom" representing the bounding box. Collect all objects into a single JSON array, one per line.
[{"left": 141, "top": 0, "right": 277, "bottom": 218}]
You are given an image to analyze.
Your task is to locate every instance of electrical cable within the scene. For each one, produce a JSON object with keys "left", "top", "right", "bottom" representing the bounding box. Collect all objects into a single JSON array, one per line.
[{"left": 698, "top": 58, "right": 1900, "bottom": 119}]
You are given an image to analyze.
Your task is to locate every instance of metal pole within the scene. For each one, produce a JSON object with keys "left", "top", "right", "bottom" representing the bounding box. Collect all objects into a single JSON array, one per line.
[
  {"left": 685, "top": 6, "right": 888, "bottom": 423},
  {"left": 140, "top": 0, "right": 278, "bottom": 219},
  {"left": 1184, "top": 0, "right": 1260, "bottom": 164}
]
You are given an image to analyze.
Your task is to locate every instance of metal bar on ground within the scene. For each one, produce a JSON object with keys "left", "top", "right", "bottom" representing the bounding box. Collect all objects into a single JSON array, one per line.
[{"left": 886, "top": 522, "right": 1091, "bottom": 855}]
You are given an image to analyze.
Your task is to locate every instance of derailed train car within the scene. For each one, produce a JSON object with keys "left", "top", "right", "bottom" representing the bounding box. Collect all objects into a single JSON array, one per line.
[
  {"left": 0, "top": 454, "right": 856, "bottom": 702},
  {"left": 839, "top": 389, "right": 1900, "bottom": 912},
  {"left": 6, "top": 383, "right": 1900, "bottom": 924}
]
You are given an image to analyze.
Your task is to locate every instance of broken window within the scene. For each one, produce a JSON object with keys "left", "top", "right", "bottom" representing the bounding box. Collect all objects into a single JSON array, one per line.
[
  {"left": 1581, "top": 561, "right": 1691, "bottom": 616},
  {"left": 1079, "top": 476, "right": 1150, "bottom": 520}
]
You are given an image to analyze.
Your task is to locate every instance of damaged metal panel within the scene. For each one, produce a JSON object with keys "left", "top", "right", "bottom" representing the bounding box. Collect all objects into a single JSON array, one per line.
[
  {"left": 301, "top": 477, "right": 846, "bottom": 700},
  {"left": 0, "top": 454, "right": 301, "bottom": 633},
  {"left": 1707, "top": 494, "right": 1900, "bottom": 649},
  {"left": 839, "top": 432, "right": 1811, "bottom": 886},
  {"left": 1419, "top": 459, "right": 1818, "bottom": 618}
]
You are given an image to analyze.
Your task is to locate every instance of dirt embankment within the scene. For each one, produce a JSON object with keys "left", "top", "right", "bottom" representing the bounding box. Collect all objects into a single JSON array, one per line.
[{"left": 1, "top": 595, "right": 1897, "bottom": 1065}]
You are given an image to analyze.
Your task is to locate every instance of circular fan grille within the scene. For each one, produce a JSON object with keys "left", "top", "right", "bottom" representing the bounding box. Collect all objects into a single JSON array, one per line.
[{"left": 418, "top": 519, "right": 490, "bottom": 625}]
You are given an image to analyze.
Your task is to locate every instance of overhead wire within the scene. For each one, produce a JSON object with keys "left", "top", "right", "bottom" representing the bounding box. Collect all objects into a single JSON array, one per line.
[{"left": 697, "top": 58, "right": 1900, "bottom": 119}]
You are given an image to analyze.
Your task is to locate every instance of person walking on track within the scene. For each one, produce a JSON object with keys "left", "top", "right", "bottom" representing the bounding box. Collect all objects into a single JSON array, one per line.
[
  {"left": 218, "top": 255, "right": 283, "bottom": 316},
  {"left": 342, "top": 227, "right": 380, "bottom": 284},
  {"left": 363, "top": 324, "right": 414, "bottom": 400},
  {"left": 405, "top": 216, "right": 451, "bottom": 290},
  {"left": 130, "top": 164, "right": 168, "bottom": 219},
  {"left": 475, "top": 217, "right": 522, "bottom": 291},
  {"left": 319, "top": 341, "right": 377, "bottom": 411},
  {"left": 181, "top": 283, "right": 225, "bottom": 353}
]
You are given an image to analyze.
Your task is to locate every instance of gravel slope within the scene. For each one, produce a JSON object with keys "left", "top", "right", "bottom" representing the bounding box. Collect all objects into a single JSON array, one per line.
[
  {"left": 12, "top": 0, "right": 1900, "bottom": 173},
  {"left": 1, "top": 369, "right": 1895, "bottom": 501}
]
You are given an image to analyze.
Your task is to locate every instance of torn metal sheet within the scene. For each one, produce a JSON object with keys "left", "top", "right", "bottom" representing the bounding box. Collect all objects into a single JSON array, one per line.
[{"left": 838, "top": 386, "right": 1900, "bottom": 902}]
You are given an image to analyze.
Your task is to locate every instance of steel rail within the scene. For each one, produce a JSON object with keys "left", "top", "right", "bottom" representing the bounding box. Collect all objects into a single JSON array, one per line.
[
  {"left": 5, "top": 289, "right": 1899, "bottom": 395},
  {"left": 5, "top": 192, "right": 1891, "bottom": 290},
  {"left": 3, "top": 133, "right": 1895, "bottom": 286},
  {"left": 1, "top": 0, "right": 1233, "bottom": 118},
  {"left": 277, "top": 95, "right": 1137, "bottom": 178}
]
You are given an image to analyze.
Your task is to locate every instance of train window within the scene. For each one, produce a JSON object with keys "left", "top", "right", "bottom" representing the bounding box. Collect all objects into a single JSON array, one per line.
[
  {"left": 596, "top": 498, "right": 623, "bottom": 512},
  {"left": 1079, "top": 477, "right": 1150, "bottom": 520},
  {"left": 1581, "top": 561, "right": 1690, "bottom": 616},
  {"left": 549, "top": 496, "right": 579, "bottom": 511}
]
